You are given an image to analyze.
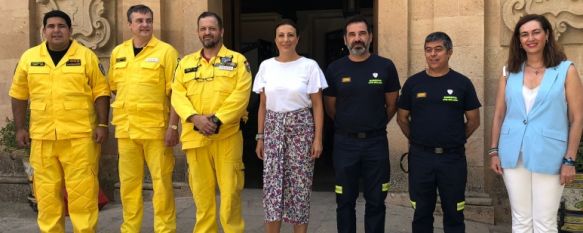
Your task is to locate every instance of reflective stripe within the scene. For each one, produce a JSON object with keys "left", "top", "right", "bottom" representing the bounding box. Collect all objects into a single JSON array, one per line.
[
  {"left": 457, "top": 201, "right": 465, "bottom": 211},
  {"left": 382, "top": 183, "right": 390, "bottom": 192},
  {"left": 410, "top": 200, "right": 416, "bottom": 209},
  {"left": 335, "top": 185, "right": 343, "bottom": 194}
]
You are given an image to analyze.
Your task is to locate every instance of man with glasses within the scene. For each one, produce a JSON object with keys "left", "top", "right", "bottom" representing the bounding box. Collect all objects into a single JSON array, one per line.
[
  {"left": 108, "top": 4, "right": 179, "bottom": 233},
  {"left": 171, "top": 11, "right": 251, "bottom": 233}
]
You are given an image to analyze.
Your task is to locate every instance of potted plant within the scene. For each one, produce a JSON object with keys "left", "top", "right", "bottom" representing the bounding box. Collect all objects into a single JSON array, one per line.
[{"left": 0, "top": 117, "right": 35, "bottom": 211}]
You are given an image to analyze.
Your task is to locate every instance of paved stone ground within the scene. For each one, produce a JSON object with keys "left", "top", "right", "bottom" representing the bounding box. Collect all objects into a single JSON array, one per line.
[{"left": 0, "top": 189, "right": 511, "bottom": 233}]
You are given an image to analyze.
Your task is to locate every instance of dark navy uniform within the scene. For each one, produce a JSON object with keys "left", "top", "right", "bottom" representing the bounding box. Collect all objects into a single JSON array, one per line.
[
  {"left": 324, "top": 54, "right": 400, "bottom": 233},
  {"left": 398, "top": 69, "right": 481, "bottom": 233}
]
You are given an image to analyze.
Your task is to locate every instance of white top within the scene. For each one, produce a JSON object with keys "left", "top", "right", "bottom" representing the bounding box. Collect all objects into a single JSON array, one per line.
[
  {"left": 522, "top": 85, "right": 539, "bottom": 115},
  {"left": 252, "top": 57, "right": 328, "bottom": 112}
]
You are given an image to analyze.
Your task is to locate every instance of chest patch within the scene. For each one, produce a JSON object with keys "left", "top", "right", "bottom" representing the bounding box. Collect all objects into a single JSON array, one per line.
[
  {"left": 31, "top": 61, "right": 45, "bottom": 67},
  {"left": 442, "top": 89, "right": 458, "bottom": 102},
  {"left": 368, "top": 72, "right": 382, "bottom": 85},
  {"left": 184, "top": 67, "right": 198, "bottom": 73},
  {"left": 341, "top": 77, "right": 351, "bottom": 83},
  {"left": 145, "top": 57, "right": 159, "bottom": 63},
  {"left": 416, "top": 92, "right": 427, "bottom": 98},
  {"left": 66, "top": 59, "right": 81, "bottom": 66}
]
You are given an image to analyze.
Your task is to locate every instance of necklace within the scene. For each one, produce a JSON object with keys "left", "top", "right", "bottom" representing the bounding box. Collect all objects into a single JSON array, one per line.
[{"left": 526, "top": 63, "right": 545, "bottom": 75}]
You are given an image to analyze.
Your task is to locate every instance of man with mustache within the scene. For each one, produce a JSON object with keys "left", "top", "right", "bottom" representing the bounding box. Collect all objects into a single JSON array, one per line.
[
  {"left": 9, "top": 10, "right": 110, "bottom": 232},
  {"left": 324, "top": 15, "right": 400, "bottom": 233},
  {"left": 108, "top": 4, "right": 179, "bottom": 233},
  {"left": 171, "top": 11, "right": 251, "bottom": 233}
]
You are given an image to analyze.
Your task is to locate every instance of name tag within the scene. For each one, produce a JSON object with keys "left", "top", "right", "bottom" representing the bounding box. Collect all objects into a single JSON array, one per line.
[
  {"left": 31, "top": 62, "right": 45, "bottom": 67},
  {"left": 145, "top": 57, "right": 159, "bottom": 63},
  {"left": 184, "top": 67, "right": 198, "bottom": 73},
  {"left": 66, "top": 59, "right": 81, "bottom": 66},
  {"left": 116, "top": 57, "right": 127, "bottom": 63},
  {"left": 218, "top": 65, "right": 234, "bottom": 71}
]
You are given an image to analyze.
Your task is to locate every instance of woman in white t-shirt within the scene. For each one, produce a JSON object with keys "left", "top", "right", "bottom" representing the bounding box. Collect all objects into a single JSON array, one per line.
[{"left": 253, "top": 19, "right": 328, "bottom": 233}]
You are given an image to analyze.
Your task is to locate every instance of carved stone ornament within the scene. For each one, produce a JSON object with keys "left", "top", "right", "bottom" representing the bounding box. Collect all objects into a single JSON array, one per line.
[
  {"left": 36, "top": 0, "right": 111, "bottom": 50},
  {"left": 501, "top": 0, "right": 583, "bottom": 45}
]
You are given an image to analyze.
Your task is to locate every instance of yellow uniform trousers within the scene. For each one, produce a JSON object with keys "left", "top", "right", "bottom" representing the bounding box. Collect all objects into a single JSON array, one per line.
[
  {"left": 30, "top": 138, "right": 100, "bottom": 233},
  {"left": 117, "top": 138, "right": 176, "bottom": 233},
  {"left": 185, "top": 132, "right": 245, "bottom": 233}
]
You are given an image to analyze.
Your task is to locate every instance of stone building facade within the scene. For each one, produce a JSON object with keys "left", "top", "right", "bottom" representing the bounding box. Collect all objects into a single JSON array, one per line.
[{"left": 1, "top": 0, "right": 582, "bottom": 225}]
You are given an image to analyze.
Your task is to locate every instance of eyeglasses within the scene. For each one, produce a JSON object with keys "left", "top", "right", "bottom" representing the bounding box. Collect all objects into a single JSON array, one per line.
[{"left": 192, "top": 57, "right": 216, "bottom": 82}]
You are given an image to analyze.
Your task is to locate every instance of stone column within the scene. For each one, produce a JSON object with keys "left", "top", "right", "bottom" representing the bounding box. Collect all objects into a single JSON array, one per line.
[
  {"left": 0, "top": 1, "right": 31, "bottom": 122},
  {"left": 0, "top": 0, "right": 32, "bottom": 202},
  {"left": 376, "top": 0, "right": 493, "bottom": 223}
]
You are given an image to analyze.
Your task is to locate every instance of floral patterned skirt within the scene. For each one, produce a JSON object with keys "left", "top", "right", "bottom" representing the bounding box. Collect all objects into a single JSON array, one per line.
[{"left": 263, "top": 108, "right": 315, "bottom": 224}]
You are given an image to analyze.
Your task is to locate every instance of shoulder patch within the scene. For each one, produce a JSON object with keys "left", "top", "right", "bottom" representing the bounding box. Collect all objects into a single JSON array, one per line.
[
  {"left": 244, "top": 61, "right": 251, "bottom": 73},
  {"left": 98, "top": 63, "right": 106, "bottom": 75}
]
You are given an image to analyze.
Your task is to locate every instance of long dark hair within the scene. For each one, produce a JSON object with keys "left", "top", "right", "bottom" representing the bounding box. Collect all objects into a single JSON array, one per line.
[{"left": 506, "top": 14, "right": 566, "bottom": 73}]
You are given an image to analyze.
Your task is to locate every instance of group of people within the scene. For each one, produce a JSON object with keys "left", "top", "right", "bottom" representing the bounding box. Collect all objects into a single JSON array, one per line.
[{"left": 8, "top": 4, "right": 581, "bottom": 233}]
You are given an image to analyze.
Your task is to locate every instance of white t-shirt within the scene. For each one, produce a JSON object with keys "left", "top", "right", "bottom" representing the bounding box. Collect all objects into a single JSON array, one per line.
[{"left": 252, "top": 57, "right": 328, "bottom": 112}]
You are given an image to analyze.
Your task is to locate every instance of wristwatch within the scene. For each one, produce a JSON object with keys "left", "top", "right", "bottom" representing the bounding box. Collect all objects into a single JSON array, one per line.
[
  {"left": 169, "top": 124, "right": 178, "bottom": 130},
  {"left": 255, "top": 133, "right": 264, "bottom": 141},
  {"left": 563, "top": 157, "right": 576, "bottom": 166}
]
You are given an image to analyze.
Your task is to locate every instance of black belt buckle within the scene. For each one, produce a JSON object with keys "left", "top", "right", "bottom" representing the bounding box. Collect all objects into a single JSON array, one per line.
[
  {"left": 356, "top": 132, "right": 367, "bottom": 139},
  {"left": 434, "top": 147, "right": 444, "bottom": 154}
]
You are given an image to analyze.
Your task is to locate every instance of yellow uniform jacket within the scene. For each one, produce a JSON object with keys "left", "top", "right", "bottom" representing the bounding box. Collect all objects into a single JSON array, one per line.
[
  {"left": 9, "top": 40, "right": 110, "bottom": 140},
  {"left": 172, "top": 45, "right": 252, "bottom": 149},
  {"left": 108, "top": 37, "right": 179, "bottom": 139}
]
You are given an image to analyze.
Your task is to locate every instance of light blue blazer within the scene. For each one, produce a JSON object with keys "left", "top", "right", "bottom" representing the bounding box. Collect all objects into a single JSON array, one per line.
[{"left": 498, "top": 60, "right": 572, "bottom": 175}]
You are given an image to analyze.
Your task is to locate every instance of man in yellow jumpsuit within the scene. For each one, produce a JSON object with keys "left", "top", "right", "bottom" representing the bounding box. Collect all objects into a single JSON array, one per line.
[
  {"left": 9, "top": 10, "right": 110, "bottom": 233},
  {"left": 108, "top": 5, "right": 180, "bottom": 233},
  {"left": 171, "top": 11, "right": 251, "bottom": 233}
]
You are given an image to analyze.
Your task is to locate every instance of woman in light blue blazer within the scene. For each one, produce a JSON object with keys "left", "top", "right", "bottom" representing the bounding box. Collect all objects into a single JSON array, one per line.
[{"left": 489, "top": 14, "right": 583, "bottom": 232}]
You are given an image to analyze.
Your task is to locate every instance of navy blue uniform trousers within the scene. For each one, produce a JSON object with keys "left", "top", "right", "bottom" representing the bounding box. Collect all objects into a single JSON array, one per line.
[
  {"left": 408, "top": 144, "right": 467, "bottom": 233},
  {"left": 333, "top": 133, "right": 390, "bottom": 233}
]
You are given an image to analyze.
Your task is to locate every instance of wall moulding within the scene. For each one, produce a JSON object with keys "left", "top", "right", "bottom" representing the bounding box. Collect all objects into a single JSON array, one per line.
[
  {"left": 35, "top": 0, "right": 115, "bottom": 55},
  {"left": 501, "top": 0, "right": 583, "bottom": 45}
]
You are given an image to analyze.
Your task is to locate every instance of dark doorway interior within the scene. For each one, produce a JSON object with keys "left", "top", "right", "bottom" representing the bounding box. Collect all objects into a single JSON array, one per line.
[{"left": 234, "top": 0, "right": 374, "bottom": 191}]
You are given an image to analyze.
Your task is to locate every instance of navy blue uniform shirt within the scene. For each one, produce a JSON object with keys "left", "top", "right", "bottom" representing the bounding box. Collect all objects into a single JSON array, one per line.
[{"left": 324, "top": 54, "right": 401, "bottom": 133}]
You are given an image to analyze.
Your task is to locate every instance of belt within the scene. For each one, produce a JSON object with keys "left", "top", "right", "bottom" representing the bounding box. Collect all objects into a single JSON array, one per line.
[
  {"left": 410, "top": 142, "right": 464, "bottom": 154},
  {"left": 336, "top": 129, "right": 386, "bottom": 139}
]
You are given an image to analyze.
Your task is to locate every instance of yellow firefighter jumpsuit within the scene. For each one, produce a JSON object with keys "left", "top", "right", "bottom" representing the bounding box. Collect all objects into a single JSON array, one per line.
[
  {"left": 171, "top": 45, "right": 251, "bottom": 233},
  {"left": 9, "top": 40, "right": 110, "bottom": 233},
  {"left": 108, "top": 37, "right": 179, "bottom": 233}
]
